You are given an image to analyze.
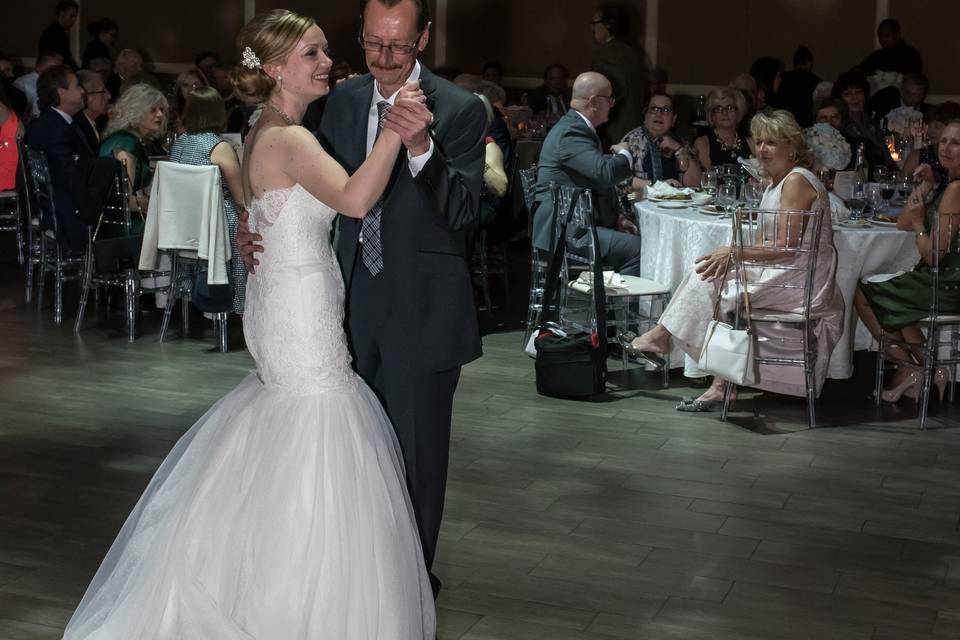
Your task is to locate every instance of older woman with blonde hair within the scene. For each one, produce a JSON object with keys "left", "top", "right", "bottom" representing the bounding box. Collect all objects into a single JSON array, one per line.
[
  {"left": 694, "top": 87, "right": 751, "bottom": 170},
  {"left": 99, "top": 82, "right": 167, "bottom": 211},
  {"left": 624, "top": 110, "right": 844, "bottom": 410}
]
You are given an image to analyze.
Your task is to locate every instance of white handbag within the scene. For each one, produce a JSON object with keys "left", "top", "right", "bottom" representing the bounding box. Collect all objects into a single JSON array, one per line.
[{"left": 696, "top": 264, "right": 757, "bottom": 386}]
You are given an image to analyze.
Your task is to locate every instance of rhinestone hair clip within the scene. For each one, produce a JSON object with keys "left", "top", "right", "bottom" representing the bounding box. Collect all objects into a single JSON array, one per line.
[{"left": 241, "top": 46, "right": 262, "bottom": 70}]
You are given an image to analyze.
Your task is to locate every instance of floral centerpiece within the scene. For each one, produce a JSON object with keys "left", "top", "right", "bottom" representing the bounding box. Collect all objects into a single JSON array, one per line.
[
  {"left": 884, "top": 105, "right": 924, "bottom": 135},
  {"left": 803, "top": 122, "right": 851, "bottom": 171}
]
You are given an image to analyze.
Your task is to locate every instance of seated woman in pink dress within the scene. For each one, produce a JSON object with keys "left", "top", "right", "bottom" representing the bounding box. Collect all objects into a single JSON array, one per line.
[
  {"left": 0, "top": 98, "right": 21, "bottom": 191},
  {"left": 625, "top": 110, "right": 845, "bottom": 411}
]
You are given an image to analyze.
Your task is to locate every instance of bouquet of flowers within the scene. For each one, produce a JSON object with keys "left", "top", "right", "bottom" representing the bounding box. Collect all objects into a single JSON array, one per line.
[
  {"left": 884, "top": 105, "right": 924, "bottom": 136},
  {"left": 803, "top": 123, "right": 851, "bottom": 171}
]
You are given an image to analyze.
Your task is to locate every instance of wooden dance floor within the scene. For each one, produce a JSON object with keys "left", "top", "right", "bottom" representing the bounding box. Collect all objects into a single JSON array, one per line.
[{"left": 1, "top": 268, "right": 960, "bottom": 639}]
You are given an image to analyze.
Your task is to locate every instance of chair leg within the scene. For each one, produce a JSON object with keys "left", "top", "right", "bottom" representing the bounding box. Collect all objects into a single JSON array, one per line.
[
  {"left": 217, "top": 312, "right": 228, "bottom": 353},
  {"left": 719, "top": 380, "right": 733, "bottom": 421},
  {"left": 37, "top": 236, "right": 46, "bottom": 310},
  {"left": 125, "top": 269, "right": 138, "bottom": 343},
  {"left": 159, "top": 253, "right": 178, "bottom": 343},
  {"left": 74, "top": 245, "right": 94, "bottom": 334},
  {"left": 874, "top": 330, "right": 886, "bottom": 407},
  {"left": 53, "top": 247, "right": 63, "bottom": 325},
  {"left": 661, "top": 296, "right": 670, "bottom": 388},
  {"left": 15, "top": 199, "right": 24, "bottom": 266}
]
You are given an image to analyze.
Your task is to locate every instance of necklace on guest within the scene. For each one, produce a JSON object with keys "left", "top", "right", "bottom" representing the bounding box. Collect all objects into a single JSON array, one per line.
[{"left": 266, "top": 101, "right": 297, "bottom": 126}]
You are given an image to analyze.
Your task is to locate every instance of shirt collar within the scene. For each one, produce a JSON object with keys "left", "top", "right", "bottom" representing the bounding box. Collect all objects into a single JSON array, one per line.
[
  {"left": 373, "top": 61, "right": 421, "bottom": 105},
  {"left": 52, "top": 107, "right": 73, "bottom": 124},
  {"left": 572, "top": 108, "right": 595, "bottom": 131}
]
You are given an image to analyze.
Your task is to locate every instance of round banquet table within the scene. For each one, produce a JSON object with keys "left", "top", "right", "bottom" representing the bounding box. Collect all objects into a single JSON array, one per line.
[{"left": 636, "top": 200, "right": 920, "bottom": 379}]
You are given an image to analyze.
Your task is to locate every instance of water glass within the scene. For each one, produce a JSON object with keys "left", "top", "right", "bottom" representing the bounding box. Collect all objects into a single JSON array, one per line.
[
  {"left": 717, "top": 183, "right": 738, "bottom": 213},
  {"left": 743, "top": 180, "right": 763, "bottom": 207},
  {"left": 700, "top": 170, "right": 718, "bottom": 196},
  {"left": 867, "top": 183, "right": 884, "bottom": 214},
  {"left": 847, "top": 180, "right": 867, "bottom": 220}
]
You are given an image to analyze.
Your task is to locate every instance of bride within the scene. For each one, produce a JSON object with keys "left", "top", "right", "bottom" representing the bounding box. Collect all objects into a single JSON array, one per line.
[{"left": 62, "top": 10, "right": 436, "bottom": 639}]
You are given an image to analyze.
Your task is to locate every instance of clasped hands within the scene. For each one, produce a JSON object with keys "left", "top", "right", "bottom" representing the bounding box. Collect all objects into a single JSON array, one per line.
[{"left": 382, "top": 80, "right": 433, "bottom": 157}]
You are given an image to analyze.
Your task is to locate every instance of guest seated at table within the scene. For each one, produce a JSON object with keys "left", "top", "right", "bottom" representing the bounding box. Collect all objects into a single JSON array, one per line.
[
  {"left": 170, "top": 67, "right": 208, "bottom": 132},
  {"left": 624, "top": 110, "right": 844, "bottom": 411},
  {"left": 0, "top": 94, "right": 24, "bottom": 192},
  {"left": 481, "top": 61, "right": 504, "bottom": 87},
  {"left": 106, "top": 48, "right": 143, "bottom": 101},
  {"left": 531, "top": 71, "right": 641, "bottom": 276},
  {"left": 815, "top": 97, "right": 868, "bottom": 172},
  {"left": 99, "top": 83, "right": 167, "bottom": 213},
  {"left": 14, "top": 51, "right": 63, "bottom": 118},
  {"left": 619, "top": 93, "right": 703, "bottom": 190},
  {"left": 869, "top": 72, "right": 931, "bottom": 122},
  {"left": 855, "top": 120, "right": 960, "bottom": 401},
  {"left": 902, "top": 102, "right": 960, "bottom": 181},
  {"left": 526, "top": 63, "right": 571, "bottom": 125},
  {"left": 833, "top": 70, "right": 895, "bottom": 172},
  {"left": 693, "top": 88, "right": 751, "bottom": 171},
  {"left": 24, "top": 64, "right": 93, "bottom": 250},
  {"left": 730, "top": 73, "right": 758, "bottom": 140},
  {"left": 75, "top": 70, "right": 110, "bottom": 151},
  {"left": 476, "top": 80, "right": 511, "bottom": 166},
  {"left": 168, "top": 86, "right": 247, "bottom": 315}
]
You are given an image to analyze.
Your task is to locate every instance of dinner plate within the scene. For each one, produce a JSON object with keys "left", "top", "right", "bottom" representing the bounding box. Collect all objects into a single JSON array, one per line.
[
  {"left": 698, "top": 206, "right": 726, "bottom": 216},
  {"left": 870, "top": 217, "right": 898, "bottom": 227},
  {"left": 836, "top": 219, "right": 871, "bottom": 229},
  {"left": 648, "top": 195, "right": 694, "bottom": 203},
  {"left": 656, "top": 201, "right": 689, "bottom": 209}
]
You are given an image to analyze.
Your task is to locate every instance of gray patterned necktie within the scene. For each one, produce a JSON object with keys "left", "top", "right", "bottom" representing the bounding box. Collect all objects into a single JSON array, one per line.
[{"left": 361, "top": 100, "right": 391, "bottom": 276}]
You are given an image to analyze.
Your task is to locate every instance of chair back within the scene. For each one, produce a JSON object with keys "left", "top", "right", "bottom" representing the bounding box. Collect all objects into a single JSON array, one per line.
[
  {"left": 149, "top": 161, "right": 224, "bottom": 251},
  {"left": 518, "top": 164, "right": 538, "bottom": 212},
  {"left": 16, "top": 141, "right": 34, "bottom": 224},
  {"left": 24, "top": 148, "right": 58, "bottom": 238},
  {"left": 93, "top": 160, "right": 135, "bottom": 240},
  {"left": 929, "top": 209, "right": 960, "bottom": 325},
  {"left": 732, "top": 207, "right": 824, "bottom": 324},
  {"left": 550, "top": 182, "right": 597, "bottom": 332}
]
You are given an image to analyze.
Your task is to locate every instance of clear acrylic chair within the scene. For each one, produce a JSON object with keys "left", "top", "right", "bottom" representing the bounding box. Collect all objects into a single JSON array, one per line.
[
  {"left": 520, "top": 164, "right": 548, "bottom": 350},
  {"left": 721, "top": 207, "right": 825, "bottom": 428},
  {"left": 25, "top": 148, "right": 86, "bottom": 325},
  {"left": 554, "top": 183, "right": 672, "bottom": 387},
  {"left": 19, "top": 142, "right": 43, "bottom": 303},
  {"left": 874, "top": 210, "right": 960, "bottom": 428},
  {"left": 74, "top": 162, "right": 148, "bottom": 342}
]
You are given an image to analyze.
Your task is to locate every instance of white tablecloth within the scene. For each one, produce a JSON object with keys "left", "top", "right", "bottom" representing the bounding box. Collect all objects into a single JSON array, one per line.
[{"left": 636, "top": 201, "right": 920, "bottom": 378}]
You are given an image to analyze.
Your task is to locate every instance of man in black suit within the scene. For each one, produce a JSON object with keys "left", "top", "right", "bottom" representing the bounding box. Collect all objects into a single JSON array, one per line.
[
  {"left": 858, "top": 18, "right": 923, "bottom": 76},
  {"left": 25, "top": 64, "right": 93, "bottom": 251},
  {"left": 525, "top": 63, "right": 572, "bottom": 124},
  {"left": 74, "top": 70, "right": 110, "bottom": 151},
  {"left": 240, "top": 0, "right": 484, "bottom": 598},
  {"left": 868, "top": 72, "right": 931, "bottom": 122},
  {"left": 37, "top": 0, "right": 79, "bottom": 71},
  {"left": 531, "top": 71, "right": 640, "bottom": 275}
]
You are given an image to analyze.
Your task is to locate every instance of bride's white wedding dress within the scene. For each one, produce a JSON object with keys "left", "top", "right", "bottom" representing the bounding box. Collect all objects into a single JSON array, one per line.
[{"left": 63, "top": 184, "right": 436, "bottom": 639}]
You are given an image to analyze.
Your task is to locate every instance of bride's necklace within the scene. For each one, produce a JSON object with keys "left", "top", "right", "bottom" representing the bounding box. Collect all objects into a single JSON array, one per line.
[{"left": 266, "top": 101, "right": 297, "bottom": 126}]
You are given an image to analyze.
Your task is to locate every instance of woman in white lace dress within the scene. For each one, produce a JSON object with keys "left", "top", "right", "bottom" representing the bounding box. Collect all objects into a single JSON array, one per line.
[
  {"left": 62, "top": 10, "right": 437, "bottom": 639},
  {"left": 626, "top": 110, "right": 844, "bottom": 410}
]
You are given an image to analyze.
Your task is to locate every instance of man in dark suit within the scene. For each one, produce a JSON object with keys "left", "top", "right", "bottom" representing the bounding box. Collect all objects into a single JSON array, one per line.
[
  {"left": 25, "top": 64, "right": 93, "bottom": 251},
  {"left": 858, "top": 18, "right": 923, "bottom": 76},
  {"left": 37, "top": 0, "right": 79, "bottom": 71},
  {"left": 868, "top": 72, "right": 931, "bottom": 122},
  {"left": 526, "top": 63, "right": 572, "bottom": 122},
  {"left": 243, "top": 0, "right": 485, "bottom": 599},
  {"left": 532, "top": 71, "right": 640, "bottom": 275},
  {"left": 74, "top": 70, "right": 109, "bottom": 151}
]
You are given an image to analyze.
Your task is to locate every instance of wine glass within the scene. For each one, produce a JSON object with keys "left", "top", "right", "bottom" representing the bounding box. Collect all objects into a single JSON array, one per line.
[
  {"left": 896, "top": 177, "right": 912, "bottom": 204},
  {"left": 867, "top": 183, "right": 884, "bottom": 215},
  {"left": 700, "top": 170, "right": 718, "bottom": 196},
  {"left": 846, "top": 180, "right": 867, "bottom": 221},
  {"left": 717, "top": 182, "right": 738, "bottom": 214},
  {"left": 880, "top": 180, "right": 896, "bottom": 212},
  {"left": 743, "top": 180, "right": 763, "bottom": 207}
]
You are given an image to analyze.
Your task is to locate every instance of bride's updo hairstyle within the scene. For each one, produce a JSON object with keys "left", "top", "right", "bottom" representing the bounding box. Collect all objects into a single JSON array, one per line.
[{"left": 232, "top": 9, "right": 316, "bottom": 104}]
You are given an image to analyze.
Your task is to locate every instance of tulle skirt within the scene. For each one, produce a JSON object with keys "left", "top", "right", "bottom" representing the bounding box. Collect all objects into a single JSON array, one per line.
[{"left": 62, "top": 373, "right": 436, "bottom": 640}]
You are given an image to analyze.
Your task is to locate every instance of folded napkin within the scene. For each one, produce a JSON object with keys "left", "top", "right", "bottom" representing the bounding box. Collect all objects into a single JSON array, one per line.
[
  {"left": 570, "top": 270, "right": 631, "bottom": 295},
  {"left": 646, "top": 181, "right": 694, "bottom": 198}
]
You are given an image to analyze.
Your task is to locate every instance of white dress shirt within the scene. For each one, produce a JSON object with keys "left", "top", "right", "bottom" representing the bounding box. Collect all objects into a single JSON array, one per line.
[
  {"left": 52, "top": 107, "right": 73, "bottom": 124},
  {"left": 366, "top": 61, "right": 434, "bottom": 177},
  {"left": 13, "top": 71, "right": 39, "bottom": 117},
  {"left": 573, "top": 108, "right": 632, "bottom": 162}
]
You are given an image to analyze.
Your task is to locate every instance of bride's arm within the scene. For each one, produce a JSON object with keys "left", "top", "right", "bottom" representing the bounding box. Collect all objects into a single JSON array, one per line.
[{"left": 282, "top": 124, "right": 402, "bottom": 219}]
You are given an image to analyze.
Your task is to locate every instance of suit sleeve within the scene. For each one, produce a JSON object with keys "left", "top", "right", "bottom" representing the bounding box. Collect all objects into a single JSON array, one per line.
[
  {"left": 413, "top": 95, "right": 487, "bottom": 232},
  {"left": 559, "top": 127, "right": 632, "bottom": 187}
]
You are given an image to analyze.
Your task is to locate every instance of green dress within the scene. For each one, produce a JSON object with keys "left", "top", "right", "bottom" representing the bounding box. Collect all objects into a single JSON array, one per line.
[
  {"left": 98, "top": 130, "right": 153, "bottom": 192},
  {"left": 860, "top": 183, "right": 960, "bottom": 331}
]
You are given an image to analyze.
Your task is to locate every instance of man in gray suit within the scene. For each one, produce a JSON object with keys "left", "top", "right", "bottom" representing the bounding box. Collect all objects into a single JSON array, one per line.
[{"left": 531, "top": 71, "right": 641, "bottom": 276}]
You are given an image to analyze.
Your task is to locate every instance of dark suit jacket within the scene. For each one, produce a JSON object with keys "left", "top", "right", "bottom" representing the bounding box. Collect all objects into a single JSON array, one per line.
[
  {"left": 526, "top": 85, "right": 572, "bottom": 115},
  {"left": 867, "top": 86, "right": 931, "bottom": 122},
  {"left": 25, "top": 108, "right": 94, "bottom": 250},
  {"left": 317, "top": 66, "right": 487, "bottom": 373},
  {"left": 38, "top": 22, "right": 78, "bottom": 70},
  {"left": 531, "top": 109, "right": 632, "bottom": 252},
  {"left": 73, "top": 113, "right": 100, "bottom": 154},
  {"left": 592, "top": 38, "right": 647, "bottom": 148}
]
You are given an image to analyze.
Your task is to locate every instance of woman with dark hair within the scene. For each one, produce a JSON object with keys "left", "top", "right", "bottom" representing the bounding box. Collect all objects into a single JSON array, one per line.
[
  {"left": 168, "top": 86, "right": 247, "bottom": 315},
  {"left": 749, "top": 56, "right": 785, "bottom": 111},
  {"left": 82, "top": 18, "right": 119, "bottom": 68},
  {"left": 590, "top": 1, "right": 645, "bottom": 146}
]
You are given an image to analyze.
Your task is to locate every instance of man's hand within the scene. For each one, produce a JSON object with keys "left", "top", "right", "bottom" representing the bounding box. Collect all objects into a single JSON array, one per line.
[
  {"left": 384, "top": 81, "right": 433, "bottom": 156},
  {"left": 616, "top": 214, "right": 638, "bottom": 235},
  {"left": 236, "top": 208, "right": 264, "bottom": 274}
]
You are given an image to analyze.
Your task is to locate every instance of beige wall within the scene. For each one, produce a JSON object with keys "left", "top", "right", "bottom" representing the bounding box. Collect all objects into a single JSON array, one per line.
[{"left": 890, "top": 0, "right": 959, "bottom": 96}]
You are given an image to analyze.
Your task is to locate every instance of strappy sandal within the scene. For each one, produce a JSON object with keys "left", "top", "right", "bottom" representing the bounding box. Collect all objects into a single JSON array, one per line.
[{"left": 617, "top": 331, "right": 666, "bottom": 368}]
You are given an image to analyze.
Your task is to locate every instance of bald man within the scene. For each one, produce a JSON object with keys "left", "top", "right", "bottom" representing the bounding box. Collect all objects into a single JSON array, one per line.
[{"left": 531, "top": 71, "right": 641, "bottom": 275}]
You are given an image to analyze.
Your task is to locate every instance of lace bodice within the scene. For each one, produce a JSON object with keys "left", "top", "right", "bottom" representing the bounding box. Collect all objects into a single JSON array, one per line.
[{"left": 242, "top": 184, "right": 357, "bottom": 394}]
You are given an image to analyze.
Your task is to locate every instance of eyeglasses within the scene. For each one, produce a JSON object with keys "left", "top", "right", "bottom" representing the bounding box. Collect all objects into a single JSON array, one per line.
[
  {"left": 85, "top": 90, "right": 109, "bottom": 96},
  {"left": 648, "top": 105, "right": 673, "bottom": 114},
  {"left": 595, "top": 94, "right": 615, "bottom": 105},
  {"left": 358, "top": 32, "right": 423, "bottom": 56},
  {"left": 589, "top": 19, "right": 604, "bottom": 26},
  {"left": 711, "top": 104, "right": 737, "bottom": 114}
]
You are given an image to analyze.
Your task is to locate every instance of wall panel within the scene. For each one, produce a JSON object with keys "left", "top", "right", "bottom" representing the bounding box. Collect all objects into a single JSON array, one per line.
[{"left": 889, "top": 0, "right": 960, "bottom": 95}]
